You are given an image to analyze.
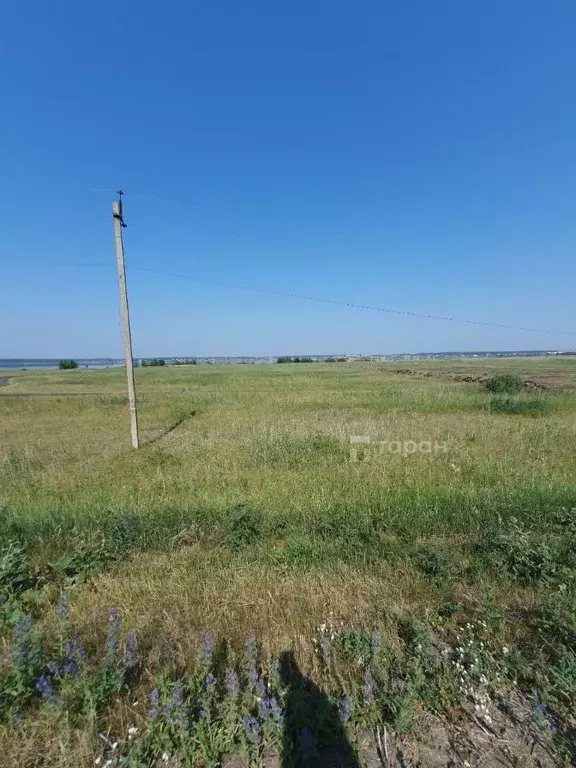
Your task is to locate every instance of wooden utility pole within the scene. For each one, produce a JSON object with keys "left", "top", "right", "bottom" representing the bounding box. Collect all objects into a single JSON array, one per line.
[{"left": 112, "top": 190, "right": 140, "bottom": 448}]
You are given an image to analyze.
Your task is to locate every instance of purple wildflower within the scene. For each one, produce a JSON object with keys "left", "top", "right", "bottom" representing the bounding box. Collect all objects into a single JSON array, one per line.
[
  {"left": 35, "top": 674, "right": 54, "bottom": 702},
  {"left": 164, "top": 681, "right": 186, "bottom": 725},
  {"left": 205, "top": 673, "right": 216, "bottom": 694},
  {"left": 249, "top": 668, "right": 266, "bottom": 698},
  {"left": 149, "top": 688, "right": 160, "bottom": 720},
  {"left": 258, "top": 696, "right": 282, "bottom": 726},
  {"left": 243, "top": 636, "right": 264, "bottom": 696},
  {"left": 242, "top": 714, "right": 262, "bottom": 745},
  {"left": 57, "top": 591, "right": 69, "bottom": 624},
  {"left": 12, "top": 616, "right": 33, "bottom": 666},
  {"left": 122, "top": 630, "right": 139, "bottom": 669},
  {"left": 363, "top": 668, "right": 375, "bottom": 702},
  {"left": 170, "top": 681, "right": 184, "bottom": 708},
  {"left": 242, "top": 636, "right": 258, "bottom": 677},
  {"left": 64, "top": 637, "right": 85, "bottom": 677},
  {"left": 225, "top": 668, "right": 239, "bottom": 699},
  {"left": 104, "top": 608, "right": 121, "bottom": 664},
  {"left": 202, "top": 632, "right": 215, "bottom": 665},
  {"left": 338, "top": 695, "right": 354, "bottom": 724},
  {"left": 319, "top": 636, "right": 331, "bottom": 666}
]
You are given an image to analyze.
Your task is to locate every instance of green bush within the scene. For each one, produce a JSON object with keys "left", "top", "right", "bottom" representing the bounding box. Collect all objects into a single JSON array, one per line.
[
  {"left": 488, "top": 396, "right": 550, "bottom": 416},
  {"left": 414, "top": 546, "right": 458, "bottom": 584},
  {"left": 58, "top": 360, "right": 78, "bottom": 370},
  {"left": 276, "top": 356, "right": 314, "bottom": 364},
  {"left": 142, "top": 358, "right": 166, "bottom": 367},
  {"left": 226, "top": 504, "right": 263, "bottom": 552},
  {"left": 484, "top": 373, "right": 523, "bottom": 393}
]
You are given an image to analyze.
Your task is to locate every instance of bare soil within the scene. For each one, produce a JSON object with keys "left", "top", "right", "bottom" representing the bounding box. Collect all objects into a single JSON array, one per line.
[{"left": 389, "top": 368, "right": 556, "bottom": 390}]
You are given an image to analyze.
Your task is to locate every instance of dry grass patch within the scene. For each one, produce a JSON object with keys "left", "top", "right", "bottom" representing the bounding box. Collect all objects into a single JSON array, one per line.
[{"left": 71, "top": 550, "right": 436, "bottom": 670}]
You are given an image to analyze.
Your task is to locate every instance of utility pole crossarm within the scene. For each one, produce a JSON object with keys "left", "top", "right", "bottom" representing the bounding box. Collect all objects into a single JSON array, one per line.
[{"left": 112, "top": 193, "right": 140, "bottom": 448}]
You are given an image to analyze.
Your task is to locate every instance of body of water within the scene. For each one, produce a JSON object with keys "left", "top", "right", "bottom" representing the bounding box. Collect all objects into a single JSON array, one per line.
[{"left": 0, "top": 359, "right": 124, "bottom": 370}]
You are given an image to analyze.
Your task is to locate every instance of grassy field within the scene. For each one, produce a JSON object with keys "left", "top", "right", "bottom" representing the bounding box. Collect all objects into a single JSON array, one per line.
[{"left": 0, "top": 359, "right": 575, "bottom": 766}]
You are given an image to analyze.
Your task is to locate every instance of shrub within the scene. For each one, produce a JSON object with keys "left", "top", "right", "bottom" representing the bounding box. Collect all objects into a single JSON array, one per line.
[
  {"left": 488, "top": 396, "right": 550, "bottom": 416},
  {"left": 142, "top": 358, "right": 166, "bottom": 367},
  {"left": 276, "top": 356, "right": 314, "bottom": 364},
  {"left": 226, "top": 504, "right": 263, "bottom": 552},
  {"left": 484, "top": 373, "right": 523, "bottom": 393},
  {"left": 58, "top": 360, "right": 78, "bottom": 370},
  {"left": 414, "top": 546, "right": 458, "bottom": 584}
]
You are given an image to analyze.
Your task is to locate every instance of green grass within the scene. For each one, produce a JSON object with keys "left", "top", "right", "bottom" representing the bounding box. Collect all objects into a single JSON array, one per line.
[
  {"left": 487, "top": 393, "right": 552, "bottom": 415},
  {"left": 0, "top": 359, "right": 575, "bottom": 765}
]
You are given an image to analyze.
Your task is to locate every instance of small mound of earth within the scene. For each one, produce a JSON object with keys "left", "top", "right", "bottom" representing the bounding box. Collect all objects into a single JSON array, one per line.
[{"left": 390, "top": 369, "right": 552, "bottom": 390}]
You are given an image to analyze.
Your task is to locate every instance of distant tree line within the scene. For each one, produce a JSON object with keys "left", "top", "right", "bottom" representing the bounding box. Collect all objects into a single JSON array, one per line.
[
  {"left": 141, "top": 358, "right": 166, "bottom": 367},
  {"left": 58, "top": 359, "right": 78, "bottom": 370},
  {"left": 277, "top": 356, "right": 314, "bottom": 364},
  {"left": 277, "top": 356, "right": 347, "bottom": 364}
]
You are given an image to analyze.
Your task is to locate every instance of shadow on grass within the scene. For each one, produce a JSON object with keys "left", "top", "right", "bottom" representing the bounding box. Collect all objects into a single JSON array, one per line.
[
  {"left": 145, "top": 410, "right": 196, "bottom": 446},
  {"left": 279, "top": 651, "right": 359, "bottom": 767}
]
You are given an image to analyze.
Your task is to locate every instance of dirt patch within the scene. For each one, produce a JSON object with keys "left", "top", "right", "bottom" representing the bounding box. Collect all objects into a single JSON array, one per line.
[
  {"left": 390, "top": 368, "right": 552, "bottom": 391},
  {"left": 222, "top": 694, "right": 565, "bottom": 767},
  {"left": 0, "top": 377, "right": 11, "bottom": 388}
]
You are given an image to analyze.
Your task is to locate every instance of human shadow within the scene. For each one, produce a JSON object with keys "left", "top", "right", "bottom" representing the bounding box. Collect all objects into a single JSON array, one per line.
[{"left": 279, "top": 651, "right": 359, "bottom": 768}]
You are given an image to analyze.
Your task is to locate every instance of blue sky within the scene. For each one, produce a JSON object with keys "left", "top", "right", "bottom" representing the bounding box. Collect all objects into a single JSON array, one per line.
[{"left": 1, "top": 0, "right": 575, "bottom": 357}]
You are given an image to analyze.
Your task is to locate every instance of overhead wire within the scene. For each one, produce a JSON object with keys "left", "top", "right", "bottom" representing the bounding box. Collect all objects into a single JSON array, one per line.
[{"left": 123, "top": 263, "right": 574, "bottom": 337}]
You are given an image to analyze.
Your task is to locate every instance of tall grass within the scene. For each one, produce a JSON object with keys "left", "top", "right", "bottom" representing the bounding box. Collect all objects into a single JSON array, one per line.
[{"left": 1, "top": 361, "right": 575, "bottom": 764}]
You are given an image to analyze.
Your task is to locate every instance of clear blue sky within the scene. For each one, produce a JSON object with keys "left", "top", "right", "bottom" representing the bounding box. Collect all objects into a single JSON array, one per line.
[{"left": 1, "top": 0, "right": 575, "bottom": 357}]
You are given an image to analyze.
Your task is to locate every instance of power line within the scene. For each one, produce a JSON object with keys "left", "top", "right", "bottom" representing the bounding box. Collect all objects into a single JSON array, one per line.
[{"left": 123, "top": 263, "right": 574, "bottom": 337}]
